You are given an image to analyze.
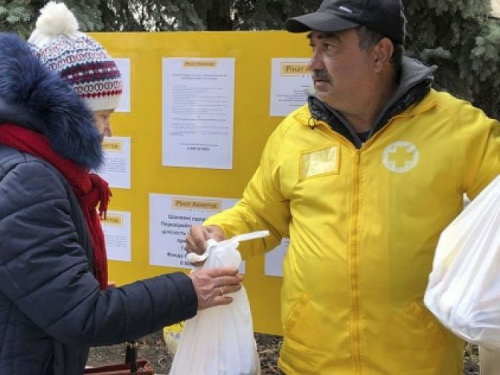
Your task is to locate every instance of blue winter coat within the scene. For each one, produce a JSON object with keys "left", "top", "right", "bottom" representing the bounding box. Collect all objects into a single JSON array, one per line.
[{"left": 0, "top": 33, "right": 198, "bottom": 375}]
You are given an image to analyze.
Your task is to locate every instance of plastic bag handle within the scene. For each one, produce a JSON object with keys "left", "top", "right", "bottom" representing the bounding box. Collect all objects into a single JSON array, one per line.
[
  {"left": 186, "top": 230, "right": 270, "bottom": 263},
  {"left": 214, "top": 230, "right": 270, "bottom": 247}
]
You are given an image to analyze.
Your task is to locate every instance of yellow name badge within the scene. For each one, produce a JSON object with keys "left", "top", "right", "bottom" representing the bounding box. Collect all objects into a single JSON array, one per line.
[{"left": 300, "top": 146, "right": 339, "bottom": 180}]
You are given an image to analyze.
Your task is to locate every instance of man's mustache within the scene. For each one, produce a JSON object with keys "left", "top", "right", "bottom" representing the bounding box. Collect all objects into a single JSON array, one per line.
[{"left": 312, "top": 70, "right": 332, "bottom": 82}]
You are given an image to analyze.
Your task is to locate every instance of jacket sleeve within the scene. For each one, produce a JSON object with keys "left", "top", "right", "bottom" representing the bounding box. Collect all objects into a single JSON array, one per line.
[
  {"left": 0, "top": 159, "right": 197, "bottom": 347},
  {"left": 205, "top": 120, "right": 292, "bottom": 259},
  {"left": 460, "top": 102, "right": 500, "bottom": 199}
]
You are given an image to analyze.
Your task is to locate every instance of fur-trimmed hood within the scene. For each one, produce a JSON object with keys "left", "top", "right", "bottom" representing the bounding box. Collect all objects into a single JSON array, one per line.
[{"left": 0, "top": 33, "right": 103, "bottom": 169}]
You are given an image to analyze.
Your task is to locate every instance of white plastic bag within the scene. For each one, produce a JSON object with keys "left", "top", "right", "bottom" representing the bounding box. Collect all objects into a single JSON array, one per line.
[
  {"left": 169, "top": 231, "right": 268, "bottom": 375},
  {"left": 424, "top": 174, "right": 500, "bottom": 351}
]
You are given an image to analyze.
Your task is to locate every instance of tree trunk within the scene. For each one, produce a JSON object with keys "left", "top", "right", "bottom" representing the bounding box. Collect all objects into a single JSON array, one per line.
[{"left": 206, "top": 0, "right": 232, "bottom": 30}]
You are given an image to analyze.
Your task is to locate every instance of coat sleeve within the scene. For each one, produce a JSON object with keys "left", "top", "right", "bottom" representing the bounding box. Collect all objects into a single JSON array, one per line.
[
  {"left": 0, "top": 158, "right": 197, "bottom": 347},
  {"left": 204, "top": 120, "right": 292, "bottom": 259},
  {"left": 460, "top": 102, "right": 500, "bottom": 199}
]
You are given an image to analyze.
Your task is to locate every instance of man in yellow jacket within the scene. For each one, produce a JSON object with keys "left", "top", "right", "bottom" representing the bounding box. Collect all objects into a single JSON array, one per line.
[{"left": 186, "top": 0, "right": 500, "bottom": 373}]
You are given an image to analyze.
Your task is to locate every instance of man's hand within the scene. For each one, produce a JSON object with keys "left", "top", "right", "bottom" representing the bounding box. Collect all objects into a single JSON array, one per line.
[
  {"left": 186, "top": 225, "right": 225, "bottom": 255},
  {"left": 188, "top": 267, "right": 243, "bottom": 310}
]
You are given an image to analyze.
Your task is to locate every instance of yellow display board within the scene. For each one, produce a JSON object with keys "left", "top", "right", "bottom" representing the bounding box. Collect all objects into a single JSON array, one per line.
[{"left": 92, "top": 31, "right": 311, "bottom": 335}]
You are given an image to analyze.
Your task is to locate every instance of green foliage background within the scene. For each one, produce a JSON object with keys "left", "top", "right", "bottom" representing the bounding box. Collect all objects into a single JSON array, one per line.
[{"left": 1, "top": 0, "right": 499, "bottom": 117}]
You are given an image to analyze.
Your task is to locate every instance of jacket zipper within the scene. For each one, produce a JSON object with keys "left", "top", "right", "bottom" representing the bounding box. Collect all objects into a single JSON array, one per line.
[
  {"left": 350, "top": 150, "right": 362, "bottom": 374},
  {"left": 315, "top": 123, "right": 365, "bottom": 371}
]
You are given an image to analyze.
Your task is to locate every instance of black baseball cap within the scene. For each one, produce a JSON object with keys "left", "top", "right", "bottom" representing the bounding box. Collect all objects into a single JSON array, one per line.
[{"left": 285, "top": 0, "right": 406, "bottom": 43}]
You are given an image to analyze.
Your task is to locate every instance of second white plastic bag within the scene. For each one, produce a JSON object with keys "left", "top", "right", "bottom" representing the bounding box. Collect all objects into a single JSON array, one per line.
[
  {"left": 424, "top": 174, "right": 500, "bottom": 351},
  {"left": 169, "top": 231, "right": 268, "bottom": 375}
]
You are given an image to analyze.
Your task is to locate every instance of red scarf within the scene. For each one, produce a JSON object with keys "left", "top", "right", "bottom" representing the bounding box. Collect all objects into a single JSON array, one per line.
[{"left": 0, "top": 124, "right": 110, "bottom": 289}]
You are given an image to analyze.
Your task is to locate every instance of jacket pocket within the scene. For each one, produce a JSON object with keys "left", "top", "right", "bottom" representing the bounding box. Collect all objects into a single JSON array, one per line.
[
  {"left": 283, "top": 294, "right": 324, "bottom": 350},
  {"left": 409, "top": 300, "right": 448, "bottom": 340}
]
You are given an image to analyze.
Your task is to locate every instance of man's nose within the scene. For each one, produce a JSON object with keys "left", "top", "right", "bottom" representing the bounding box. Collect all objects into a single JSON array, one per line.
[{"left": 308, "top": 51, "right": 325, "bottom": 71}]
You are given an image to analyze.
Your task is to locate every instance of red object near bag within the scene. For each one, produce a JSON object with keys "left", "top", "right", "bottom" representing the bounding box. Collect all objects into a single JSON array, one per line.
[
  {"left": 85, "top": 341, "right": 154, "bottom": 374},
  {"left": 84, "top": 359, "right": 154, "bottom": 374}
]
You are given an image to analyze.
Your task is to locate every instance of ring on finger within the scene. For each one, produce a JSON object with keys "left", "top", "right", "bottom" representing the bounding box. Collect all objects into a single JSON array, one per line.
[{"left": 219, "top": 286, "right": 224, "bottom": 296}]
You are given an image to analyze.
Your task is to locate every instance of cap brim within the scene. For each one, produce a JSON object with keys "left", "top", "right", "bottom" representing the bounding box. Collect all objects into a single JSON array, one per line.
[{"left": 285, "top": 12, "right": 360, "bottom": 33}]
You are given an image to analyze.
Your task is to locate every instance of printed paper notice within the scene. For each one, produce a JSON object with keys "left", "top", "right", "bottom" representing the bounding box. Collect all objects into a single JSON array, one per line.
[
  {"left": 162, "top": 58, "right": 235, "bottom": 169},
  {"left": 98, "top": 137, "right": 131, "bottom": 189},
  {"left": 270, "top": 58, "right": 313, "bottom": 117},
  {"left": 149, "top": 194, "right": 240, "bottom": 270},
  {"left": 114, "top": 58, "right": 131, "bottom": 113},
  {"left": 102, "top": 211, "right": 131, "bottom": 262},
  {"left": 265, "top": 238, "right": 289, "bottom": 277}
]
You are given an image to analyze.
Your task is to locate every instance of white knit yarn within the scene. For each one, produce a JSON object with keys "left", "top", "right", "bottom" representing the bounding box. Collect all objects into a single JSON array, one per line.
[
  {"left": 29, "top": 2, "right": 82, "bottom": 48},
  {"left": 28, "top": 1, "right": 122, "bottom": 112}
]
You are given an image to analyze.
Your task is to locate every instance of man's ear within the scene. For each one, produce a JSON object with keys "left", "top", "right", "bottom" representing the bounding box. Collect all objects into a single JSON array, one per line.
[{"left": 373, "top": 38, "right": 394, "bottom": 71}]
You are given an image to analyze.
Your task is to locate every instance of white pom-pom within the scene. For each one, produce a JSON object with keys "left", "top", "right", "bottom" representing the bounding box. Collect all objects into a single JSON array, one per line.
[{"left": 35, "top": 1, "right": 79, "bottom": 38}]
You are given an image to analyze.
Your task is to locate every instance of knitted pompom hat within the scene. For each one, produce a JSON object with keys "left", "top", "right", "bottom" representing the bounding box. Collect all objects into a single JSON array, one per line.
[{"left": 28, "top": 2, "right": 122, "bottom": 112}]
